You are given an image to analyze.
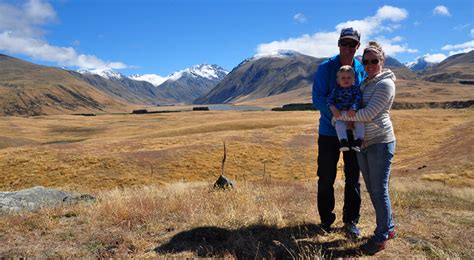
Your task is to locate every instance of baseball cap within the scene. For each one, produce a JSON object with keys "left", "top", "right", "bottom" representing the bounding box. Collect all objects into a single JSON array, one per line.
[{"left": 339, "top": 27, "right": 361, "bottom": 42}]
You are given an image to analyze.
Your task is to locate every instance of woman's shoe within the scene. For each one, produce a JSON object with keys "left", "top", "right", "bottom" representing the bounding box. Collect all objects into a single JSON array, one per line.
[{"left": 361, "top": 239, "right": 385, "bottom": 255}]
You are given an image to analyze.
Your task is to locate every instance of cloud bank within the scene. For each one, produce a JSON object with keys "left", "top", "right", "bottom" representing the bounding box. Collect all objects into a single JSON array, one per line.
[
  {"left": 256, "top": 5, "right": 417, "bottom": 58},
  {"left": 441, "top": 40, "right": 474, "bottom": 55},
  {"left": 0, "top": 0, "right": 127, "bottom": 70}
]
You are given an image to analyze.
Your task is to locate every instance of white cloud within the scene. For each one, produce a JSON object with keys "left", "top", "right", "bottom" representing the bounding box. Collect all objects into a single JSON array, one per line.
[
  {"left": 433, "top": 5, "right": 451, "bottom": 17},
  {"left": 256, "top": 5, "right": 415, "bottom": 58},
  {"left": 0, "top": 0, "right": 127, "bottom": 70},
  {"left": 441, "top": 40, "right": 474, "bottom": 51},
  {"left": 441, "top": 40, "right": 474, "bottom": 56},
  {"left": 293, "top": 13, "right": 307, "bottom": 24},
  {"left": 423, "top": 53, "right": 447, "bottom": 63}
]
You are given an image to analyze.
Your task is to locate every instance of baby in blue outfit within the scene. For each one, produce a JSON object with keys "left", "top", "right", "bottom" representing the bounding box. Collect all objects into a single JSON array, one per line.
[{"left": 327, "top": 65, "right": 364, "bottom": 152}]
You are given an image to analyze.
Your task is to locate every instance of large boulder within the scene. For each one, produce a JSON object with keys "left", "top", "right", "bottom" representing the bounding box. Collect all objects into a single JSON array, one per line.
[{"left": 0, "top": 186, "right": 95, "bottom": 214}]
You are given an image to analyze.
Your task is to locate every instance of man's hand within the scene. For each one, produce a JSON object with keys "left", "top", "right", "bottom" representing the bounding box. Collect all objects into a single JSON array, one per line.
[{"left": 347, "top": 109, "right": 356, "bottom": 118}]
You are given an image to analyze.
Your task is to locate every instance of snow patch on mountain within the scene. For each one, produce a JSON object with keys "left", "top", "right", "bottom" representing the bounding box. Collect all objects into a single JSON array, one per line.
[
  {"left": 253, "top": 49, "right": 302, "bottom": 60},
  {"left": 167, "top": 64, "right": 228, "bottom": 82},
  {"left": 129, "top": 74, "right": 168, "bottom": 87},
  {"left": 78, "top": 68, "right": 123, "bottom": 79}
]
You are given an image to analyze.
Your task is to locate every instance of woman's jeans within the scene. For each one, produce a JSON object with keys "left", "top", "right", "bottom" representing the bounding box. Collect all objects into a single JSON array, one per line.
[{"left": 357, "top": 141, "right": 396, "bottom": 242}]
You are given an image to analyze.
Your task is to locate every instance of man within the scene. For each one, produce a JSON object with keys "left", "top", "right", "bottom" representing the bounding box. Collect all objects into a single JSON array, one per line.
[{"left": 312, "top": 27, "right": 366, "bottom": 237}]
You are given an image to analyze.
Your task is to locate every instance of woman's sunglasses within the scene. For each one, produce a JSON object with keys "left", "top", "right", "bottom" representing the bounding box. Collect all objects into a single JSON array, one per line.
[
  {"left": 362, "top": 59, "right": 379, "bottom": 65},
  {"left": 338, "top": 40, "right": 358, "bottom": 48}
]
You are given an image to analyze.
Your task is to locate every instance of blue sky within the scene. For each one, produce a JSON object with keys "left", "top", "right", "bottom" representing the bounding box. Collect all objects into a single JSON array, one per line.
[{"left": 0, "top": 0, "right": 473, "bottom": 77}]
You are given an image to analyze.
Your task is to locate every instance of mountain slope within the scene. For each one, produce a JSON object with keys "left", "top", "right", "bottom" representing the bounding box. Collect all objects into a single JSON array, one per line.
[
  {"left": 157, "top": 64, "right": 228, "bottom": 104},
  {"left": 421, "top": 51, "right": 474, "bottom": 83},
  {"left": 71, "top": 70, "right": 174, "bottom": 105},
  {"left": 384, "top": 56, "right": 418, "bottom": 80},
  {"left": 195, "top": 51, "right": 323, "bottom": 104},
  {"left": 0, "top": 54, "right": 127, "bottom": 116}
]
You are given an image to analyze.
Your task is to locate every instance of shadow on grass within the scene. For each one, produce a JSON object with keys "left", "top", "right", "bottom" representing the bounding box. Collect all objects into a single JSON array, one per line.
[{"left": 155, "top": 224, "right": 364, "bottom": 258}]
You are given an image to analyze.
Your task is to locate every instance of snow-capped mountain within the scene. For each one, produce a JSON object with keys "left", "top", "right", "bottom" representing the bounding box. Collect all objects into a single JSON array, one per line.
[
  {"left": 253, "top": 49, "right": 302, "bottom": 60},
  {"left": 157, "top": 64, "right": 229, "bottom": 103},
  {"left": 129, "top": 74, "right": 168, "bottom": 87},
  {"left": 167, "top": 64, "right": 228, "bottom": 82},
  {"left": 406, "top": 54, "right": 447, "bottom": 71},
  {"left": 78, "top": 68, "right": 123, "bottom": 79}
]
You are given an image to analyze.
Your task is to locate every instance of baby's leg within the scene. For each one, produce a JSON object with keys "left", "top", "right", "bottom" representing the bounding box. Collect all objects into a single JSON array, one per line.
[
  {"left": 354, "top": 121, "right": 365, "bottom": 140},
  {"left": 335, "top": 120, "right": 348, "bottom": 141}
]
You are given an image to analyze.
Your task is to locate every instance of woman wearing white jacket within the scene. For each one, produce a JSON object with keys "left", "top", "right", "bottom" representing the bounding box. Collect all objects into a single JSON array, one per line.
[{"left": 338, "top": 41, "right": 396, "bottom": 255}]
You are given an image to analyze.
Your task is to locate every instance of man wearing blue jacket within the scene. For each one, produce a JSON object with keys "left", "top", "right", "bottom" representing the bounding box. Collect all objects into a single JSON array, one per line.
[{"left": 312, "top": 27, "right": 366, "bottom": 237}]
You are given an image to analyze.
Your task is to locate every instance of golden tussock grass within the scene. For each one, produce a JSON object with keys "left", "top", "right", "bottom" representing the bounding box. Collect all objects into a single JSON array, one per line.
[
  {"left": 0, "top": 109, "right": 472, "bottom": 192},
  {"left": 0, "top": 179, "right": 472, "bottom": 258}
]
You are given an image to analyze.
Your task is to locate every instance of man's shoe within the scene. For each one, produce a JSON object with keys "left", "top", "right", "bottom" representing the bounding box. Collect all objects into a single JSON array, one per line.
[
  {"left": 361, "top": 239, "right": 385, "bottom": 255},
  {"left": 320, "top": 223, "right": 332, "bottom": 233},
  {"left": 339, "top": 139, "right": 350, "bottom": 152},
  {"left": 352, "top": 139, "right": 363, "bottom": 152},
  {"left": 344, "top": 223, "right": 361, "bottom": 238}
]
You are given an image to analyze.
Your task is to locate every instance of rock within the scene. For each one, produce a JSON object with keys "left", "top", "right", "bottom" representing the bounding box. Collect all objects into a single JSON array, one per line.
[
  {"left": 0, "top": 186, "right": 95, "bottom": 214},
  {"left": 406, "top": 236, "right": 438, "bottom": 254},
  {"left": 213, "top": 175, "right": 234, "bottom": 190},
  {"left": 63, "top": 194, "right": 96, "bottom": 204}
]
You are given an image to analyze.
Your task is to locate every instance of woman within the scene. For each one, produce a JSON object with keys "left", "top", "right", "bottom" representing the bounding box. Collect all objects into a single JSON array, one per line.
[{"left": 337, "top": 41, "right": 396, "bottom": 255}]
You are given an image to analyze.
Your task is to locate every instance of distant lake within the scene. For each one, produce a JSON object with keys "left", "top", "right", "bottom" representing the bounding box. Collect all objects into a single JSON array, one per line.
[{"left": 205, "top": 104, "right": 266, "bottom": 111}]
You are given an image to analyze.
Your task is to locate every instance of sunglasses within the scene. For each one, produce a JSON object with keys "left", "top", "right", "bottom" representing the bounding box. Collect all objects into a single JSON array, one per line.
[
  {"left": 338, "top": 40, "right": 358, "bottom": 48},
  {"left": 362, "top": 59, "right": 380, "bottom": 65}
]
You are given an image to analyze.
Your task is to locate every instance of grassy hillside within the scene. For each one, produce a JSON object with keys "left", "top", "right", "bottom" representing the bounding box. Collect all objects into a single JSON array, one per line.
[{"left": 0, "top": 109, "right": 472, "bottom": 257}]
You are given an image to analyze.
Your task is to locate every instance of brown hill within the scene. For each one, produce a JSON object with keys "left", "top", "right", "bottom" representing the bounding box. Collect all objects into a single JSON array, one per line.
[
  {"left": 421, "top": 50, "right": 474, "bottom": 83},
  {"left": 0, "top": 54, "right": 128, "bottom": 116},
  {"left": 194, "top": 52, "right": 324, "bottom": 104}
]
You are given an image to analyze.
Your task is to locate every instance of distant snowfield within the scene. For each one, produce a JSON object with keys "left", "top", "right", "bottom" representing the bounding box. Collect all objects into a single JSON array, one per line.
[{"left": 130, "top": 74, "right": 169, "bottom": 86}]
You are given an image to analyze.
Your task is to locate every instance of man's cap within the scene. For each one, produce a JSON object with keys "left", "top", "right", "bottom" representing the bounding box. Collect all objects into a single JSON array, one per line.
[{"left": 339, "top": 27, "right": 361, "bottom": 42}]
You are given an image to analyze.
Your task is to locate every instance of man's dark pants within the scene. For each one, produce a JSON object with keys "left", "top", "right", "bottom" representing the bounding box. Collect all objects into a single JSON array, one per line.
[{"left": 317, "top": 132, "right": 361, "bottom": 226}]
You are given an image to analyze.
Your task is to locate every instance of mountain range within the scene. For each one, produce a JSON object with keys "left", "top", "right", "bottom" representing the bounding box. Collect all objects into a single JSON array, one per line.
[
  {"left": 0, "top": 50, "right": 472, "bottom": 116},
  {"left": 156, "top": 64, "right": 228, "bottom": 104}
]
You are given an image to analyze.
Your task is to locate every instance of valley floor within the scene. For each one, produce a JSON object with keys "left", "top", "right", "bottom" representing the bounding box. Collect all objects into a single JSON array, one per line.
[{"left": 0, "top": 109, "right": 473, "bottom": 257}]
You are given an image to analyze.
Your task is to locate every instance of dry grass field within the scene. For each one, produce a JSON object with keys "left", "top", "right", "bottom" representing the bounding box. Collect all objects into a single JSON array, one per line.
[{"left": 0, "top": 109, "right": 473, "bottom": 257}]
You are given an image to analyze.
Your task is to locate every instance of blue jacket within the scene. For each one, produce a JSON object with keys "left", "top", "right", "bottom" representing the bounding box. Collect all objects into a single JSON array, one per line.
[
  {"left": 327, "top": 84, "right": 362, "bottom": 111},
  {"left": 312, "top": 55, "right": 366, "bottom": 136}
]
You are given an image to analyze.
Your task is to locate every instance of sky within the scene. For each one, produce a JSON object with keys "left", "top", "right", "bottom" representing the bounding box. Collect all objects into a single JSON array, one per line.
[{"left": 0, "top": 0, "right": 473, "bottom": 77}]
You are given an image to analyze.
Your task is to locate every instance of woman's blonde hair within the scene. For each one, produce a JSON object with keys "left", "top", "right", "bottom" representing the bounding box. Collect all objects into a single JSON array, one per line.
[{"left": 363, "top": 41, "right": 385, "bottom": 60}]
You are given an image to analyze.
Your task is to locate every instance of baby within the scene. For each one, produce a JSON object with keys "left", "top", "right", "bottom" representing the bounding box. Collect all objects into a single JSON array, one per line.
[{"left": 327, "top": 65, "right": 364, "bottom": 152}]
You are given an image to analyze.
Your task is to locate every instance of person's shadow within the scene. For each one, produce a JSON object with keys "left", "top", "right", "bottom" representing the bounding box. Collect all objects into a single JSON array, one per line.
[{"left": 155, "top": 223, "right": 365, "bottom": 258}]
